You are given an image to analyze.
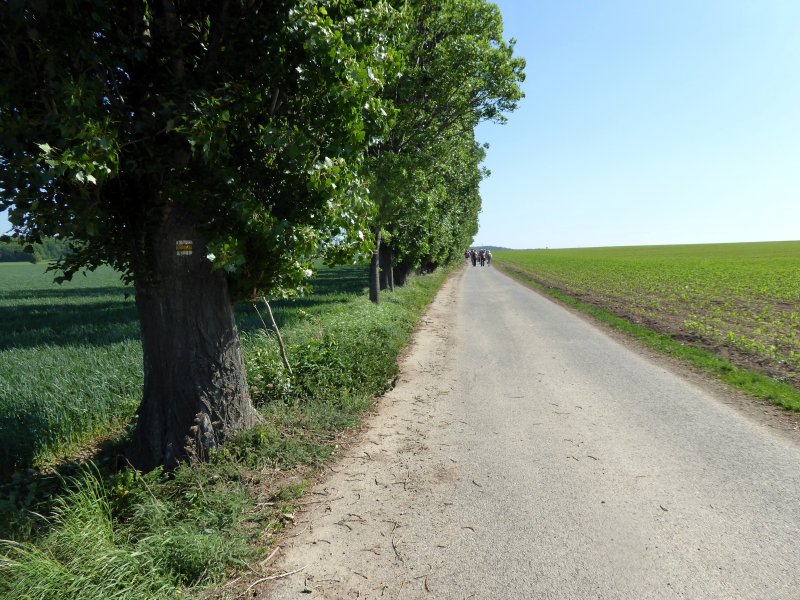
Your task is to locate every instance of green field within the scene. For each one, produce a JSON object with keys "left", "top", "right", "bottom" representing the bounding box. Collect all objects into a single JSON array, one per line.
[
  {"left": 495, "top": 241, "right": 800, "bottom": 390},
  {"left": 0, "top": 264, "right": 142, "bottom": 476},
  {"left": 0, "top": 261, "right": 372, "bottom": 475}
]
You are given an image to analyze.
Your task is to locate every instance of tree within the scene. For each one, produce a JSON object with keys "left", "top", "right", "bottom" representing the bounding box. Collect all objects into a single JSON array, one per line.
[
  {"left": 373, "top": 131, "right": 487, "bottom": 285},
  {"left": 0, "top": 0, "right": 396, "bottom": 470},
  {"left": 0, "top": 236, "right": 36, "bottom": 262},
  {"left": 0, "top": 235, "right": 71, "bottom": 262},
  {"left": 365, "top": 0, "right": 525, "bottom": 299}
]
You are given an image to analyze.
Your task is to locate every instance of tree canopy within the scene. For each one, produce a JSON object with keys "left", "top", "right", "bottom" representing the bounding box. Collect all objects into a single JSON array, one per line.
[
  {"left": 364, "top": 0, "right": 525, "bottom": 293},
  {"left": 0, "top": 0, "right": 525, "bottom": 470},
  {"left": 1, "top": 0, "right": 395, "bottom": 295}
]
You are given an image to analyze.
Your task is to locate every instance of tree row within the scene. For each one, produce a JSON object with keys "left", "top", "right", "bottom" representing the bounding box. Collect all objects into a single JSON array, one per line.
[{"left": 0, "top": 0, "right": 525, "bottom": 470}]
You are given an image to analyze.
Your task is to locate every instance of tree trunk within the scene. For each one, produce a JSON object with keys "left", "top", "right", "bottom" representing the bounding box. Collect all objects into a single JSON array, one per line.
[
  {"left": 369, "top": 228, "right": 381, "bottom": 304},
  {"left": 379, "top": 244, "right": 393, "bottom": 291},
  {"left": 393, "top": 263, "right": 411, "bottom": 287},
  {"left": 387, "top": 248, "right": 394, "bottom": 291},
  {"left": 127, "top": 203, "right": 259, "bottom": 471}
]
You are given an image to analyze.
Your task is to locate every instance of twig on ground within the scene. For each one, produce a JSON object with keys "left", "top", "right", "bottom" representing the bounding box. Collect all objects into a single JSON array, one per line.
[
  {"left": 391, "top": 536, "right": 403, "bottom": 562},
  {"left": 243, "top": 565, "right": 309, "bottom": 594},
  {"left": 259, "top": 546, "right": 282, "bottom": 567},
  {"left": 301, "top": 496, "right": 344, "bottom": 506}
]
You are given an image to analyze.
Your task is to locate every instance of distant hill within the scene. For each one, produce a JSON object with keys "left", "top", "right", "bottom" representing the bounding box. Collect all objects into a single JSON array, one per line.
[{"left": 475, "top": 245, "right": 513, "bottom": 251}]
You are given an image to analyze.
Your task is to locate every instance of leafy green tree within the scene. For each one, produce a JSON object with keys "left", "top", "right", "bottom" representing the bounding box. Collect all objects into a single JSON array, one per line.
[
  {"left": 0, "top": 236, "right": 36, "bottom": 262},
  {"left": 35, "top": 236, "right": 72, "bottom": 261},
  {"left": 0, "top": 0, "right": 395, "bottom": 470},
  {"left": 365, "top": 0, "right": 525, "bottom": 299},
  {"left": 0, "top": 235, "right": 71, "bottom": 262},
  {"left": 375, "top": 132, "right": 487, "bottom": 285}
]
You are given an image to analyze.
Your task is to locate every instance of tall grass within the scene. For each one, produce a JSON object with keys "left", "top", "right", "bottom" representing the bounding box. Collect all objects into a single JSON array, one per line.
[
  {"left": 1, "top": 468, "right": 178, "bottom": 600},
  {"left": 0, "top": 264, "right": 142, "bottom": 475}
]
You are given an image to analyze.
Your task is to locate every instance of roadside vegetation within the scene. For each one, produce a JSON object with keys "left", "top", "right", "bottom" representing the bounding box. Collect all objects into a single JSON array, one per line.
[
  {"left": 495, "top": 241, "right": 800, "bottom": 411},
  {"left": 0, "top": 261, "right": 451, "bottom": 598}
]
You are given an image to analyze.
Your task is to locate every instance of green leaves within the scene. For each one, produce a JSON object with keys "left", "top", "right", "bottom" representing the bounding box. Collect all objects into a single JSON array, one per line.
[
  {"left": 365, "top": 0, "right": 524, "bottom": 270},
  {"left": 0, "top": 0, "right": 523, "bottom": 296},
  {"left": 0, "top": 1, "right": 400, "bottom": 299}
]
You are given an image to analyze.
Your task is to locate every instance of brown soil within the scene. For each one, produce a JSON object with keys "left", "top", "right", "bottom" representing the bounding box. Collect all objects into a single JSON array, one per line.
[
  {"left": 495, "top": 263, "right": 800, "bottom": 441},
  {"left": 498, "top": 263, "right": 800, "bottom": 388}
]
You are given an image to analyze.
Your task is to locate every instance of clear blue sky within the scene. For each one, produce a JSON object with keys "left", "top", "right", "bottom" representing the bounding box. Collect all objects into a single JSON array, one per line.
[
  {"left": 3, "top": 1, "right": 799, "bottom": 250},
  {"left": 474, "top": 0, "right": 800, "bottom": 249}
]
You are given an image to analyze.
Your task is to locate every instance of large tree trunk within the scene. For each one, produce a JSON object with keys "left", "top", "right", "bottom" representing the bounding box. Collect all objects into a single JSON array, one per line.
[
  {"left": 369, "top": 228, "right": 381, "bottom": 304},
  {"left": 127, "top": 203, "right": 259, "bottom": 471}
]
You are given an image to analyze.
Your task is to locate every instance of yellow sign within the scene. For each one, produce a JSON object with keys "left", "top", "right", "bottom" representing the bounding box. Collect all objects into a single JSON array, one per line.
[{"left": 176, "top": 240, "right": 193, "bottom": 256}]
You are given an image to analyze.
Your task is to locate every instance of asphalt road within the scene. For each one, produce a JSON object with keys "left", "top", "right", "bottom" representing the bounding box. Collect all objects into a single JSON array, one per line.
[{"left": 260, "top": 265, "right": 800, "bottom": 599}]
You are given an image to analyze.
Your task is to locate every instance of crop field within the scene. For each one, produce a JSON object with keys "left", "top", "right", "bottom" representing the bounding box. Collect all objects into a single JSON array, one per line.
[
  {"left": 494, "top": 241, "right": 800, "bottom": 389},
  {"left": 0, "top": 263, "right": 142, "bottom": 476},
  {"left": 0, "top": 261, "right": 371, "bottom": 476}
]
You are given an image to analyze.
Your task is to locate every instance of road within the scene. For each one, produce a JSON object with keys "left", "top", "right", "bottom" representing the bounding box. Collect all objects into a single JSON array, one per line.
[{"left": 258, "top": 265, "right": 800, "bottom": 599}]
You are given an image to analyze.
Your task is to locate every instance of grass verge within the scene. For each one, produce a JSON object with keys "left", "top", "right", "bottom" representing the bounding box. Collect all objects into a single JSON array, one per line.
[
  {"left": 0, "top": 266, "right": 452, "bottom": 599},
  {"left": 495, "top": 260, "right": 800, "bottom": 412}
]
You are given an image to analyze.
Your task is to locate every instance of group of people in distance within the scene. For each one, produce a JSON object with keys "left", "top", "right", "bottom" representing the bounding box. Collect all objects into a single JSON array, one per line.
[{"left": 465, "top": 248, "right": 491, "bottom": 267}]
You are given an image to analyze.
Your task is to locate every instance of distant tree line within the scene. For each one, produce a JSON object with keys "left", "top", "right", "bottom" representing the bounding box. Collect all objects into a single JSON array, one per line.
[
  {"left": 0, "top": 0, "right": 525, "bottom": 471},
  {"left": 0, "top": 236, "right": 71, "bottom": 263}
]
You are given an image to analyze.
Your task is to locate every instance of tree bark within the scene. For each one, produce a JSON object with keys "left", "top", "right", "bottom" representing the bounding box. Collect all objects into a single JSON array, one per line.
[
  {"left": 369, "top": 228, "right": 381, "bottom": 304},
  {"left": 380, "top": 244, "right": 394, "bottom": 291},
  {"left": 127, "top": 203, "right": 259, "bottom": 471},
  {"left": 394, "top": 263, "right": 411, "bottom": 287},
  {"left": 387, "top": 248, "right": 394, "bottom": 291},
  {"left": 379, "top": 244, "right": 393, "bottom": 291}
]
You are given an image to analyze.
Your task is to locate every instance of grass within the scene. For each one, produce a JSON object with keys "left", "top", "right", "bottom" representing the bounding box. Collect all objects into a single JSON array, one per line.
[
  {"left": 0, "top": 262, "right": 380, "bottom": 474},
  {"left": 0, "top": 264, "right": 142, "bottom": 477},
  {"left": 495, "top": 246, "right": 800, "bottom": 412},
  {"left": 0, "top": 261, "right": 452, "bottom": 599}
]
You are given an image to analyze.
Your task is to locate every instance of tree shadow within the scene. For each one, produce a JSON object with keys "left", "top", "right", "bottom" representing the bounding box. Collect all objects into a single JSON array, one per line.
[
  {"left": 0, "top": 430, "right": 131, "bottom": 539},
  {"left": 1, "top": 268, "right": 369, "bottom": 344},
  {"left": 0, "top": 285, "right": 135, "bottom": 302},
  {"left": 306, "top": 264, "right": 369, "bottom": 296},
  {"left": 0, "top": 298, "right": 141, "bottom": 350}
]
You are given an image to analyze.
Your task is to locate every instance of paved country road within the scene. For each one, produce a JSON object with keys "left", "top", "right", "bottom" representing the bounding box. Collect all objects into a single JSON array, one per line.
[{"left": 257, "top": 266, "right": 800, "bottom": 599}]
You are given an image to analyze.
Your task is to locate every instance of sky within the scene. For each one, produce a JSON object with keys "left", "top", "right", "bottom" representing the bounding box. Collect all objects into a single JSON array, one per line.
[
  {"left": 474, "top": 0, "right": 800, "bottom": 249},
  {"left": 3, "top": 1, "right": 799, "bottom": 249}
]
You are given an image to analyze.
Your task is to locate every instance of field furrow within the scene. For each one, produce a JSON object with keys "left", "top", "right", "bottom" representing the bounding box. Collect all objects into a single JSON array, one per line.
[{"left": 495, "top": 241, "right": 800, "bottom": 388}]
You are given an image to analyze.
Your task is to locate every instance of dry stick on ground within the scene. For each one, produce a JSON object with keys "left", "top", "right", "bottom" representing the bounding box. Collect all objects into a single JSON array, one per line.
[
  {"left": 243, "top": 565, "right": 309, "bottom": 595},
  {"left": 252, "top": 298, "right": 293, "bottom": 376}
]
